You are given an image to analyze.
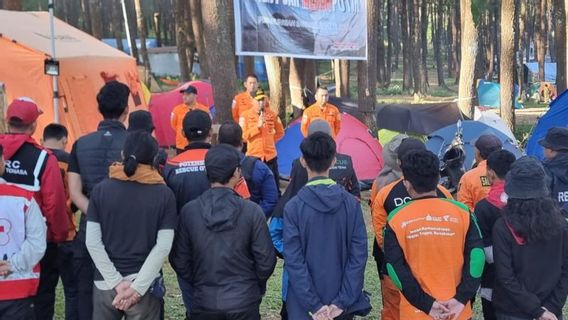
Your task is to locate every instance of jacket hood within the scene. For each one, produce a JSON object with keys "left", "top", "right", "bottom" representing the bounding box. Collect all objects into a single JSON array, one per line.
[
  {"left": 375, "top": 135, "right": 407, "bottom": 189},
  {"left": 197, "top": 187, "right": 241, "bottom": 232},
  {"left": 545, "top": 153, "right": 568, "bottom": 183},
  {"left": 0, "top": 134, "right": 40, "bottom": 159},
  {"left": 487, "top": 181, "right": 507, "bottom": 209},
  {"left": 297, "top": 178, "right": 345, "bottom": 213}
]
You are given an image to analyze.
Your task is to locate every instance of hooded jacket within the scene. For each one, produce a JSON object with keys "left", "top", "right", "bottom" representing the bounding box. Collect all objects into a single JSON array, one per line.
[
  {"left": 170, "top": 187, "right": 276, "bottom": 313},
  {"left": 283, "top": 178, "right": 369, "bottom": 319},
  {"left": 0, "top": 134, "right": 68, "bottom": 243},
  {"left": 544, "top": 152, "right": 568, "bottom": 215}
]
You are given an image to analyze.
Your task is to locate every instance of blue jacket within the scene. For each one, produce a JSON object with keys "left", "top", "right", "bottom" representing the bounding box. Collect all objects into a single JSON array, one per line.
[
  {"left": 244, "top": 158, "right": 278, "bottom": 218},
  {"left": 283, "top": 178, "right": 369, "bottom": 319}
]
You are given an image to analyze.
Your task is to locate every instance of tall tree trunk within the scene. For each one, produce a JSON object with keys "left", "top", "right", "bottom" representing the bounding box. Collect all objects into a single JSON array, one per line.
[
  {"left": 501, "top": 0, "right": 516, "bottom": 130},
  {"left": 175, "top": 0, "right": 190, "bottom": 82},
  {"left": 190, "top": 0, "right": 209, "bottom": 79},
  {"left": 2, "top": 0, "right": 22, "bottom": 10},
  {"left": 112, "top": 0, "right": 124, "bottom": 52},
  {"left": 386, "top": 0, "right": 393, "bottom": 85},
  {"left": 518, "top": 0, "right": 527, "bottom": 94},
  {"left": 264, "top": 56, "right": 286, "bottom": 117},
  {"left": 556, "top": 0, "right": 567, "bottom": 92},
  {"left": 334, "top": 60, "right": 350, "bottom": 97},
  {"left": 244, "top": 57, "right": 255, "bottom": 77},
  {"left": 126, "top": 0, "right": 139, "bottom": 61},
  {"left": 393, "top": 1, "right": 401, "bottom": 71},
  {"left": 89, "top": 0, "right": 103, "bottom": 39},
  {"left": 81, "top": 0, "right": 92, "bottom": 34},
  {"left": 289, "top": 58, "right": 306, "bottom": 118},
  {"left": 447, "top": 9, "right": 454, "bottom": 78},
  {"left": 453, "top": 0, "right": 462, "bottom": 83},
  {"left": 184, "top": 0, "right": 196, "bottom": 77},
  {"left": 411, "top": 0, "right": 426, "bottom": 95},
  {"left": 358, "top": 0, "right": 378, "bottom": 129},
  {"left": 377, "top": 0, "right": 386, "bottom": 87},
  {"left": 435, "top": 2, "right": 447, "bottom": 87},
  {"left": 201, "top": 0, "right": 238, "bottom": 123},
  {"left": 458, "top": 0, "right": 478, "bottom": 118},
  {"left": 304, "top": 60, "right": 317, "bottom": 92},
  {"left": 420, "top": 0, "right": 429, "bottom": 88},
  {"left": 401, "top": 0, "right": 413, "bottom": 90},
  {"left": 135, "top": 0, "right": 151, "bottom": 84},
  {"left": 154, "top": 12, "right": 162, "bottom": 47},
  {"left": 536, "top": 0, "right": 548, "bottom": 81}
]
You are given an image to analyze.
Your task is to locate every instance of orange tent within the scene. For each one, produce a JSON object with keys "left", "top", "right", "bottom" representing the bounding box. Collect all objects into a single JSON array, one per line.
[{"left": 0, "top": 10, "right": 146, "bottom": 144}]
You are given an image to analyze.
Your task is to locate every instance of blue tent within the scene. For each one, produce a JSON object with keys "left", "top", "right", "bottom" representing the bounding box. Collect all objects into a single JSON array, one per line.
[
  {"left": 526, "top": 90, "right": 568, "bottom": 159},
  {"left": 276, "top": 121, "right": 303, "bottom": 179},
  {"left": 426, "top": 120, "right": 523, "bottom": 170},
  {"left": 478, "top": 80, "right": 523, "bottom": 109}
]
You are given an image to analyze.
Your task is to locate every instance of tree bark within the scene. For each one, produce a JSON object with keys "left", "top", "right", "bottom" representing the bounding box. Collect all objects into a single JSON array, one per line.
[
  {"left": 420, "top": 0, "right": 429, "bottom": 88},
  {"left": 264, "top": 56, "right": 286, "bottom": 117},
  {"left": 134, "top": 0, "right": 151, "bottom": 84},
  {"left": 401, "top": 0, "right": 413, "bottom": 90},
  {"left": 112, "top": 0, "right": 124, "bottom": 52},
  {"left": 536, "top": 0, "right": 548, "bottom": 81},
  {"left": 190, "top": 0, "right": 209, "bottom": 79},
  {"left": 556, "top": 0, "right": 567, "bottom": 92},
  {"left": 80, "top": 0, "right": 92, "bottom": 34},
  {"left": 358, "top": 0, "right": 378, "bottom": 129},
  {"left": 435, "top": 2, "right": 446, "bottom": 87},
  {"left": 2, "top": 0, "right": 22, "bottom": 10},
  {"left": 244, "top": 57, "right": 255, "bottom": 77},
  {"left": 154, "top": 12, "right": 162, "bottom": 47},
  {"left": 340, "top": 60, "right": 350, "bottom": 97},
  {"left": 126, "top": 0, "right": 139, "bottom": 61},
  {"left": 501, "top": 0, "right": 516, "bottom": 130},
  {"left": 175, "top": 0, "right": 190, "bottom": 82},
  {"left": 201, "top": 0, "right": 238, "bottom": 123},
  {"left": 289, "top": 58, "right": 306, "bottom": 118},
  {"left": 304, "top": 60, "right": 317, "bottom": 92},
  {"left": 458, "top": 0, "right": 478, "bottom": 118},
  {"left": 184, "top": 0, "right": 196, "bottom": 77},
  {"left": 386, "top": 0, "right": 393, "bottom": 85},
  {"left": 89, "top": 0, "right": 103, "bottom": 39},
  {"left": 377, "top": 0, "right": 386, "bottom": 86},
  {"left": 411, "top": 0, "right": 426, "bottom": 95},
  {"left": 452, "top": 0, "right": 461, "bottom": 82}
]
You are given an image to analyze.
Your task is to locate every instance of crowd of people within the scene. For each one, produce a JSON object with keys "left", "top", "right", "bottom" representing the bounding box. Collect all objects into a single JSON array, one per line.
[{"left": 0, "top": 74, "right": 568, "bottom": 320}]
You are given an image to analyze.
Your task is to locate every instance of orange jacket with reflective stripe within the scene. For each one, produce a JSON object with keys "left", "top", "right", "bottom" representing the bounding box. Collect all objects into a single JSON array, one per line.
[
  {"left": 239, "top": 107, "right": 284, "bottom": 161},
  {"left": 300, "top": 103, "right": 341, "bottom": 137},
  {"left": 457, "top": 160, "right": 491, "bottom": 211},
  {"left": 170, "top": 103, "right": 211, "bottom": 150},
  {"left": 232, "top": 92, "right": 271, "bottom": 123}
]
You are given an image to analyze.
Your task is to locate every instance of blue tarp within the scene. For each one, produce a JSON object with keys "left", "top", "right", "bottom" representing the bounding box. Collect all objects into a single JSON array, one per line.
[
  {"left": 478, "top": 80, "right": 523, "bottom": 109},
  {"left": 426, "top": 120, "right": 523, "bottom": 170},
  {"left": 526, "top": 90, "right": 568, "bottom": 159},
  {"left": 525, "top": 62, "right": 557, "bottom": 83},
  {"left": 276, "top": 121, "right": 303, "bottom": 179}
]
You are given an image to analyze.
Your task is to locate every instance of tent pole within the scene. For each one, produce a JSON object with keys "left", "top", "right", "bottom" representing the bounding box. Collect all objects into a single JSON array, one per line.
[
  {"left": 121, "top": 0, "right": 134, "bottom": 57},
  {"left": 48, "top": 0, "right": 59, "bottom": 123}
]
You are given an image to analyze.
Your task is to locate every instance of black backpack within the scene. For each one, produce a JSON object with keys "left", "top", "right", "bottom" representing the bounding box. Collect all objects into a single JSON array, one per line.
[{"left": 241, "top": 156, "right": 259, "bottom": 190}]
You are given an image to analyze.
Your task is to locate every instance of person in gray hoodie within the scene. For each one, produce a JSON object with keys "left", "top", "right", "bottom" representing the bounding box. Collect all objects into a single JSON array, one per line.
[{"left": 170, "top": 144, "right": 276, "bottom": 320}]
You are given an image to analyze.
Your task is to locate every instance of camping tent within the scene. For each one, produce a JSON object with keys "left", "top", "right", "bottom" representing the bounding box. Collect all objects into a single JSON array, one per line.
[
  {"left": 526, "top": 89, "right": 568, "bottom": 159},
  {"left": 474, "top": 107, "right": 516, "bottom": 142},
  {"left": 525, "top": 62, "right": 557, "bottom": 83},
  {"left": 276, "top": 113, "right": 384, "bottom": 182},
  {"left": 148, "top": 80, "right": 214, "bottom": 147},
  {"left": 478, "top": 80, "right": 523, "bottom": 109},
  {"left": 0, "top": 10, "right": 146, "bottom": 144},
  {"left": 426, "top": 120, "right": 522, "bottom": 170},
  {"left": 375, "top": 102, "right": 464, "bottom": 135}
]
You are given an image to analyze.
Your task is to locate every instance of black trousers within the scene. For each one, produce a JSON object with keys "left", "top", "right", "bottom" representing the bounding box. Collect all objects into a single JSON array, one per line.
[
  {"left": 0, "top": 298, "right": 34, "bottom": 320},
  {"left": 482, "top": 298, "right": 497, "bottom": 320},
  {"left": 74, "top": 252, "right": 95, "bottom": 320},
  {"left": 190, "top": 304, "right": 260, "bottom": 320},
  {"left": 33, "top": 243, "right": 58, "bottom": 320},
  {"left": 58, "top": 242, "right": 79, "bottom": 320},
  {"left": 265, "top": 157, "right": 280, "bottom": 194}
]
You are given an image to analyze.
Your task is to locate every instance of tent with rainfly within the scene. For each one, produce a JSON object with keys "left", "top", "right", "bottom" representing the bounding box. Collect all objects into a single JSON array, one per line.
[
  {"left": 526, "top": 89, "right": 568, "bottom": 159},
  {"left": 148, "top": 80, "right": 214, "bottom": 147},
  {"left": 0, "top": 10, "right": 146, "bottom": 144},
  {"left": 276, "top": 113, "right": 384, "bottom": 182}
]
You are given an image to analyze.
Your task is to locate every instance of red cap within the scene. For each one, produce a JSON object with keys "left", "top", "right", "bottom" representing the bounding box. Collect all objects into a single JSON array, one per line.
[{"left": 6, "top": 98, "right": 43, "bottom": 125}]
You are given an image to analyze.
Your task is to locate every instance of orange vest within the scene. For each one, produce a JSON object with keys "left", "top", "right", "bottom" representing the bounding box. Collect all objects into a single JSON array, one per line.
[
  {"left": 232, "top": 92, "right": 271, "bottom": 123},
  {"left": 457, "top": 160, "right": 491, "bottom": 211},
  {"left": 388, "top": 198, "right": 473, "bottom": 320},
  {"left": 300, "top": 103, "right": 341, "bottom": 137},
  {"left": 170, "top": 103, "right": 211, "bottom": 150},
  {"left": 239, "top": 108, "right": 284, "bottom": 161},
  {"left": 56, "top": 160, "right": 76, "bottom": 241}
]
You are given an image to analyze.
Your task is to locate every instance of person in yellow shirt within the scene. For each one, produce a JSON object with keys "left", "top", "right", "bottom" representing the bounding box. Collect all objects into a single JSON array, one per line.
[
  {"left": 300, "top": 86, "right": 341, "bottom": 138},
  {"left": 457, "top": 134, "right": 503, "bottom": 211},
  {"left": 239, "top": 88, "right": 284, "bottom": 190},
  {"left": 170, "top": 86, "right": 211, "bottom": 154}
]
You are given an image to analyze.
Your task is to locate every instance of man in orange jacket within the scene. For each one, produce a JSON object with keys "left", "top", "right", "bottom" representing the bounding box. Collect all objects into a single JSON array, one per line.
[
  {"left": 170, "top": 85, "right": 211, "bottom": 154},
  {"left": 301, "top": 86, "right": 341, "bottom": 138},
  {"left": 232, "top": 74, "right": 270, "bottom": 123},
  {"left": 457, "top": 134, "right": 502, "bottom": 210},
  {"left": 239, "top": 88, "right": 284, "bottom": 189}
]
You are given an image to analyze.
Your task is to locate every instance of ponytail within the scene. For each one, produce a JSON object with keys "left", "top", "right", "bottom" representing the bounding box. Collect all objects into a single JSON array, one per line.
[
  {"left": 122, "top": 132, "right": 159, "bottom": 177},
  {"left": 123, "top": 154, "right": 138, "bottom": 177}
]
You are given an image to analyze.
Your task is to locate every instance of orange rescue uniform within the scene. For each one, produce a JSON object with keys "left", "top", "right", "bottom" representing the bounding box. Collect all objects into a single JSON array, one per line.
[
  {"left": 239, "top": 107, "right": 284, "bottom": 161},
  {"left": 457, "top": 160, "right": 492, "bottom": 211},
  {"left": 300, "top": 102, "right": 341, "bottom": 137},
  {"left": 232, "top": 92, "right": 270, "bottom": 123},
  {"left": 170, "top": 102, "right": 211, "bottom": 150}
]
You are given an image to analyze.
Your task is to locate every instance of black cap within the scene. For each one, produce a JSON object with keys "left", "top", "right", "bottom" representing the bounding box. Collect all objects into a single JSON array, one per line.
[
  {"left": 539, "top": 127, "right": 568, "bottom": 151},
  {"left": 183, "top": 109, "right": 212, "bottom": 140},
  {"left": 127, "top": 110, "right": 154, "bottom": 133},
  {"left": 180, "top": 85, "right": 198, "bottom": 95},
  {"left": 397, "top": 137, "right": 426, "bottom": 160},
  {"left": 505, "top": 156, "right": 549, "bottom": 199},
  {"left": 205, "top": 144, "right": 241, "bottom": 182},
  {"left": 475, "top": 134, "right": 503, "bottom": 159}
]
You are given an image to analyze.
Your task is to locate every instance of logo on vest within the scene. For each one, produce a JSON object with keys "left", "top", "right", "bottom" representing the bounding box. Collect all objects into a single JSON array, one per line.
[
  {"left": 559, "top": 191, "right": 568, "bottom": 203},
  {"left": 394, "top": 196, "right": 412, "bottom": 207},
  {"left": 0, "top": 219, "right": 12, "bottom": 246},
  {"left": 4, "top": 160, "right": 28, "bottom": 176}
]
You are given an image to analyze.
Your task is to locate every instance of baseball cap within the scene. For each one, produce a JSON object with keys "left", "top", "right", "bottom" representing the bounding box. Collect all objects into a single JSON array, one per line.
[
  {"left": 205, "top": 144, "right": 241, "bottom": 182},
  {"left": 475, "top": 134, "right": 503, "bottom": 159},
  {"left": 7, "top": 97, "right": 43, "bottom": 125},
  {"left": 180, "top": 85, "right": 198, "bottom": 95},
  {"left": 183, "top": 109, "right": 212, "bottom": 139}
]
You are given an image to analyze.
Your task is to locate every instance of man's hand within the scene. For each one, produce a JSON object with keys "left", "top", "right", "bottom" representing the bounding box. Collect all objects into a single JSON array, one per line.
[
  {"left": 328, "top": 304, "right": 343, "bottom": 318},
  {"left": 114, "top": 288, "right": 141, "bottom": 311},
  {"left": 311, "top": 305, "right": 330, "bottom": 320},
  {"left": 0, "top": 261, "right": 11, "bottom": 277},
  {"left": 112, "top": 280, "right": 133, "bottom": 309},
  {"left": 429, "top": 301, "right": 450, "bottom": 320},
  {"left": 441, "top": 299, "right": 465, "bottom": 320},
  {"left": 539, "top": 308, "right": 558, "bottom": 320}
]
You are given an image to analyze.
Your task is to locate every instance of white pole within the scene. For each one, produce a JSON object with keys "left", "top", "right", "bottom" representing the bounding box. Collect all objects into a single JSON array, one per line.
[
  {"left": 121, "top": 0, "right": 134, "bottom": 57},
  {"left": 48, "top": 0, "right": 59, "bottom": 123}
]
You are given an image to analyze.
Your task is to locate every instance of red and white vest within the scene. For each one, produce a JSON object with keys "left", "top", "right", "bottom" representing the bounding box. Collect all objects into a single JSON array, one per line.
[{"left": 0, "top": 183, "right": 40, "bottom": 300}]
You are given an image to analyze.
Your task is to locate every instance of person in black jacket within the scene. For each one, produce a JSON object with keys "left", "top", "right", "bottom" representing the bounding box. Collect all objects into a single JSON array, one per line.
[
  {"left": 493, "top": 157, "right": 568, "bottom": 320},
  {"left": 540, "top": 127, "right": 568, "bottom": 215},
  {"left": 170, "top": 144, "right": 276, "bottom": 320},
  {"left": 473, "top": 150, "right": 516, "bottom": 320}
]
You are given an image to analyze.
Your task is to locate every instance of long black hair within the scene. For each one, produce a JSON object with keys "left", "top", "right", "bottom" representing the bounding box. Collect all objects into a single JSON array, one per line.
[
  {"left": 122, "top": 131, "right": 159, "bottom": 177},
  {"left": 504, "top": 198, "right": 565, "bottom": 242}
]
